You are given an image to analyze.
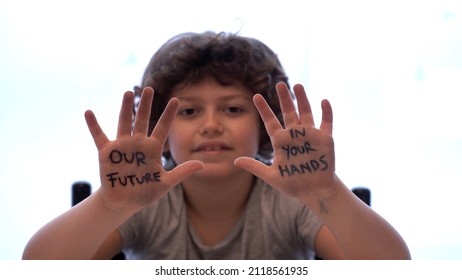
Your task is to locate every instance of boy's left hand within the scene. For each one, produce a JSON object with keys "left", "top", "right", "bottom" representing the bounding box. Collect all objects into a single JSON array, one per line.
[{"left": 235, "top": 82, "right": 337, "bottom": 200}]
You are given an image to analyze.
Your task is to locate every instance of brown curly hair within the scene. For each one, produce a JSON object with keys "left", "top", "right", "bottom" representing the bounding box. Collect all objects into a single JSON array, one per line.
[{"left": 134, "top": 31, "right": 290, "bottom": 165}]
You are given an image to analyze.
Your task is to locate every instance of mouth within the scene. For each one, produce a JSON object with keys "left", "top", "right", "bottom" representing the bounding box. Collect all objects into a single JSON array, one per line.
[{"left": 193, "top": 142, "right": 232, "bottom": 153}]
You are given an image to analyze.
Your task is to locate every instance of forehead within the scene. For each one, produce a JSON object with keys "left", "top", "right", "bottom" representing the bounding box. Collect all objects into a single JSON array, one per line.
[{"left": 171, "top": 78, "right": 253, "bottom": 101}]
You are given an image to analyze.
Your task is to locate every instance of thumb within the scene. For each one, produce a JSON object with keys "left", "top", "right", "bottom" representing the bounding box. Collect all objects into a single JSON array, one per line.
[
  {"left": 234, "top": 157, "right": 270, "bottom": 180},
  {"left": 165, "top": 160, "right": 204, "bottom": 186}
]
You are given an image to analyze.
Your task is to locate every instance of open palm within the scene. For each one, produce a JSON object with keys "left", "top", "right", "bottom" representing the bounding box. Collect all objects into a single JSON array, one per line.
[
  {"left": 84, "top": 88, "right": 203, "bottom": 212},
  {"left": 235, "top": 82, "right": 337, "bottom": 199}
]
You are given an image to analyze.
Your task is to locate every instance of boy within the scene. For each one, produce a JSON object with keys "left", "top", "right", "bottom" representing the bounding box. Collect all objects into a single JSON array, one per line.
[{"left": 23, "top": 31, "right": 410, "bottom": 259}]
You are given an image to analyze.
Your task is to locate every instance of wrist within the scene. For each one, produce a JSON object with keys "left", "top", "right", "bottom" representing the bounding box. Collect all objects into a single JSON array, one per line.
[
  {"left": 297, "top": 175, "right": 346, "bottom": 210},
  {"left": 93, "top": 188, "right": 142, "bottom": 218}
]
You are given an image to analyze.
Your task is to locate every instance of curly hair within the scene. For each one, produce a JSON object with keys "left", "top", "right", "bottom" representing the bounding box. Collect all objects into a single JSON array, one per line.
[{"left": 134, "top": 31, "right": 290, "bottom": 165}]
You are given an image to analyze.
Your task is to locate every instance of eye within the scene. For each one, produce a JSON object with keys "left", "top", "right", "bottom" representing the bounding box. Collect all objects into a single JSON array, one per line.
[
  {"left": 178, "top": 107, "right": 198, "bottom": 117},
  {"left": 225, "top": 106, "right": 244, "bottom": 114}
]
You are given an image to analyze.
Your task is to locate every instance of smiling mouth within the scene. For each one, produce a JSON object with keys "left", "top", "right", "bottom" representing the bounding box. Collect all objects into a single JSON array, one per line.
[{"left": 193, "top": 144, "right": 231, "bottom": 153}]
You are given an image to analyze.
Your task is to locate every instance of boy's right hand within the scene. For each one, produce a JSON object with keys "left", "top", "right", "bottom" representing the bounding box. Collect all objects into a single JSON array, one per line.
[{"left": 84, "top": 87, "right": 203, "bottom": 213}]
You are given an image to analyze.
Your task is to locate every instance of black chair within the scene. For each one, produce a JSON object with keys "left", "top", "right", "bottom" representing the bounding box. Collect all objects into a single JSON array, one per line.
[{"left": 352, "top": 186, "right": 371, "bottom": 206}]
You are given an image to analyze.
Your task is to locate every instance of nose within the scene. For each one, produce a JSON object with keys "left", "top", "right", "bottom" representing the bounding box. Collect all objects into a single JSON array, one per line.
[{"left": 199, "top": 110, "right": 223, "bottom": 136}]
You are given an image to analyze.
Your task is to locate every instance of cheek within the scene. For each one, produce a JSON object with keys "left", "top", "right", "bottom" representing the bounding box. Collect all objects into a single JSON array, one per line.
[
  {"left": 238, "top": 122, "right": 261, "bottom": 153},
  {"left": 164, "top": 126, "right": 186, "bottom": 158}
]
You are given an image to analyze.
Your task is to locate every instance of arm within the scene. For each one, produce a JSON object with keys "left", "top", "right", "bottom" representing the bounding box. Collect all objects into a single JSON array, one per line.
[
  {"left": 235, "top": 82, "right": 410, "bottom": 259},
  {"left": 22, "top": 88, "right": 203, "bottom": 259},
  {"left": 310, "top": 179, "right": 410, "bottom": 259},
  {"left": 22, "top": 190, "right": 130, "bottom": 259}
]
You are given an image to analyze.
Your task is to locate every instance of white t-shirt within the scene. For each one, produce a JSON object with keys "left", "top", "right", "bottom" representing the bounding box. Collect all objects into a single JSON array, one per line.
[{"left": 118, "top": 178, "right": 323, "bottom": 259}]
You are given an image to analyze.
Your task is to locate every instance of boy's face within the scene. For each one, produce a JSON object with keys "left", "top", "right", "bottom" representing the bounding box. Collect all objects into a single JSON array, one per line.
[{"left": 165, "top": 78, "right": 261, "bottom": 179}]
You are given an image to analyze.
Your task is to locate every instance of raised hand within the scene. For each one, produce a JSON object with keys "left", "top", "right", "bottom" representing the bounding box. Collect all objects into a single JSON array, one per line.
[
  {"left": 235, "top": 82, "right": 336, "bottom": 200},
  {"left": 84, "top": 88, "right": 203, "bottom": 212}
]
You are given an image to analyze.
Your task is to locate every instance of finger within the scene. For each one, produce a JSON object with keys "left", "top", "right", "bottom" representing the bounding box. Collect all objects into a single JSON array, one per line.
[
  {"left": 150, "top": 98, "right": 179, "bottom": 142},
  {"left": 84, "top": 110, "right": 109, "bottom": 151},
  {"left": 276, "top": 82, "right": 299, "bottom": 126},
  {"left": 165, "top": 160, "right": 204, "bottom": 186},
  {"left": 234, "top": 157, "right": 271, "bottom": 181},
  {"left": 253, "top": 94, "right": 283, "bottom": 136},
  {"left": 320, "top": 99, "right": 333, "bottom": 134},
  {"left": 117, "top": 91, "right": 135, "bottom": 138},
  {"left": 133, "top": 87, "right": 154, "bottom": 135},
  {"left": 293, "top": 84, "right": 315, "bottom": 125}
]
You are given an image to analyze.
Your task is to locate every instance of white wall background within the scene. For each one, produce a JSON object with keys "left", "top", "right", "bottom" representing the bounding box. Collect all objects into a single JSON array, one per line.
[{"left": 1, "top": 0, "right": 461, "bottom": 259}]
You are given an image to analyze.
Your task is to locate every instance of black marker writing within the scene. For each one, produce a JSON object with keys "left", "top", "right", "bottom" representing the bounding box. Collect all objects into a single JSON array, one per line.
[
  {"left": 106, "top": 172, "right": 161, "bottom": 188},
  {"left": 106, "top": 149, "right": 159, "bottom": 188},
  {"left": 281, "top": 141, "right": 317, "bottom": 160},
  {"left": 278, "top": 155, "right": 328, "bottom": 177},
  {"left": 320, "top": 200, "right": 328, "bottom": 214},
  {"left": 290, "top": 128, "right": 306, "bottom": 139},
  {"left": 109, "top": 149, "right": 146, "bottom": 166}
]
